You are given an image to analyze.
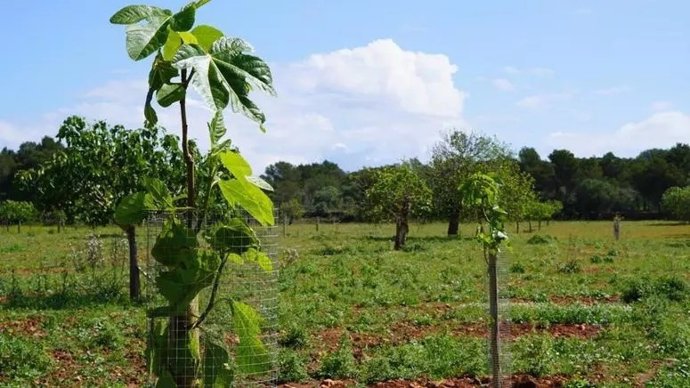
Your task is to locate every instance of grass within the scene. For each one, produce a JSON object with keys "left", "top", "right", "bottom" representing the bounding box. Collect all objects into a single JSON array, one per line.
[{"left": 1, "top": 220, "right": 690, "bottom": 386}]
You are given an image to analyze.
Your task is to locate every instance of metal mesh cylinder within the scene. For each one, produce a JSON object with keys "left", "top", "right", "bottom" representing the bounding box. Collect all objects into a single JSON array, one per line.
[{"left": 143, "top": 211, "right": 278, "bottom": 387}]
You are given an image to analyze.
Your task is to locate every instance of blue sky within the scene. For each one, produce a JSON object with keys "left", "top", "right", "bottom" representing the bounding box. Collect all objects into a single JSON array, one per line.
[{"left": 1, "top": 0, "right": 689, "bottom": 171}]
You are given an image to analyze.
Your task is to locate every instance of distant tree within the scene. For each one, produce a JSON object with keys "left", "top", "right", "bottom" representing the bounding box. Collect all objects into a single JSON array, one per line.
[
  {"left": 518, "top": 147, "right": 555, "bottom": 197},
  {"left": 366, "top": 163, "right": 431, "bottom": 250},
  {"left": 0, "top": 137, "right": 63, "bottom": 201},
  {"left": 661, "top": 186, "right": 690, "bottom": 222},
  {"left": 631, "top": 150, "right": 686, "bottom": 211},
  {"left": 262, "top": 161, "right": 302, "bottom": 205},
  {"left": 493, "top": 160, "right": 537, "bottom": 233},
  {"left": 19, "top": 116, "right": 185, "bottom": 225},
  {"left": 574, "top": 179, "right": 638, "bottom": 217},
  {"left": 525, "top": 200, "right": 562, "bottom": 231},
  {"left": 0, "top": 200, "right": 36, "bottom": 232},
  {"left": 429, "top": 130, "right": 510, "bottom": 236},
  {"left": 548, "top": 149, "right": 579, "bottom": 209},
  {"left": 344, "top": 166, "right": 383, "bottom": 221},
  {"left": 312, "top": 185, "right": 342, "bottom": 218},
  {"left": 280, "top": 198, "right": 304, "bottom": 224}
]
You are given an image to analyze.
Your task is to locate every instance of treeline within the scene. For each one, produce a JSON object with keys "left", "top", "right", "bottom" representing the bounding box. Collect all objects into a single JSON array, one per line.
[
  {"left": 262, "top": 138, "right": 690, "bottom": 223},
  {"left": 1, "top": 116, "right": 689, "bottom": 227}
]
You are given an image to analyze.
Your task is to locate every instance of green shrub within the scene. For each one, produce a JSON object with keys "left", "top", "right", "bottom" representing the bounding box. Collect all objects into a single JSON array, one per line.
[
  {"left": 279, "top": 323, "right": 307, "bottom": 348},
  {"left": 621, "top": 276, "right": 688, "bottom": 303},
  {"left": 318, "top": 336, "right": 358, "bottom": 379},
  {"left": 527, "top": 234, "right": 555, "bottom": 245},
  {"left": 0, "top": 335, "right": 51, "bottom": 379},
  {"left": 655, "top": 276, "right": 688, "bottom": 302},
  {"left": 558, "top": 259, "right": 581, "bottom": 274},
  {"left": 277, "top": 349, "right": 309, "bottom": 383},
  {"left": 510, "top": 263, "right": 526, "bottom": 273},
  {"left": 512, "top": 335, "right": 555, "bottom": 376}
]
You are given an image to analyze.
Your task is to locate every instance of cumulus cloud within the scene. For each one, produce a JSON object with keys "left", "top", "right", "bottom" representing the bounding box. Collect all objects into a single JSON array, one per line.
[
  {"left": 548, "top": 111, "right": 690, "bottom": 156},
  {"left": 0, "top": 39, "right": 467, "bottom": 171}
]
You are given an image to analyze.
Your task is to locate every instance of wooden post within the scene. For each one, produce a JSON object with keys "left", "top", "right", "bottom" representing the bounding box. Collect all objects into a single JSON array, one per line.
[
  {"left": 613, "top": 214, "right": 621, "bottom": 241},
  {"left": 488, "top": 251, "right": 501, "bottom": 388},
  {"left": 282, "top": 215, "right": 287, "bottom": 237},
  {"left": 316, "top": 217, "right": 320, "bottom": 232}
]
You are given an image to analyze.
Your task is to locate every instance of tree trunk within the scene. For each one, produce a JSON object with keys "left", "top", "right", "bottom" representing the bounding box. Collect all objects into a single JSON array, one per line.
[
  {"left": 488, "top": 251, "right": 501, "bottom": 388},
  {"left": 394, "top": 217, "right": 409, "bottom": 250},
  {"left": 126, "top": 225, "right": 140, "bottom": 301},
  {"left": 17, "top": 221, "right": 21, "bottom": 233},
  {"left": 515, "top": 221, "right": 520, "bottom": 234},
  {"left": 528, "top": 220, "right": 533, "bottom": 233},
  {"left": 447, "top": 210, "right": 460, "bottom": 237}
]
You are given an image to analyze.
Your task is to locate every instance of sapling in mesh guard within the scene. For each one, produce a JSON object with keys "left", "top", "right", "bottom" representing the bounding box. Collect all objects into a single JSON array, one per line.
[{"left": 110, "top": 1, "right": 276, "bottom": 385}]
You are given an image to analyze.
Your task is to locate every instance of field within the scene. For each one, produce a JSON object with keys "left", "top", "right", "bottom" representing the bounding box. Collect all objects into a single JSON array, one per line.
[{"left": 1, "top": 221, "right": 690, "bottom": 387}]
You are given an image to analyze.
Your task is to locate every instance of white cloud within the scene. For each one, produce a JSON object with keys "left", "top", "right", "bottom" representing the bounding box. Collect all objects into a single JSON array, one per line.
[
  {"left": 548, "top": 111, "right": 690, "bottom": 156},
  {"left": 516, "top": 93, "right": 570, "bottom": 110},
  {"left": 593, "top": 85, "right": 631, "bottom": 96},
  {"left": 0, "top": 39, "right": 467, "bottom": 171},
  {"left": 491, "top": 78, "right": 515, "bottom": 92}
]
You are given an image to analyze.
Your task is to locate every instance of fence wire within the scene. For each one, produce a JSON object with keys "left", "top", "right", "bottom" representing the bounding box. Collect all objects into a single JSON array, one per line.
[{"left": 143, "top": 211, "right": 279, "bottom": 387}]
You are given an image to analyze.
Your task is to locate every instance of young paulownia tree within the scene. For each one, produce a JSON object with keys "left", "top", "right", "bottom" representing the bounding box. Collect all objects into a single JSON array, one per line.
[
  {"left": 460, "top": 173, "right": 508, "bottom": 388},
  {"left": 110, "top": 1, "right": 276, "bottom": 386},
  {"left": 365, "top": 163, "right": 431, "bottom": 250}
]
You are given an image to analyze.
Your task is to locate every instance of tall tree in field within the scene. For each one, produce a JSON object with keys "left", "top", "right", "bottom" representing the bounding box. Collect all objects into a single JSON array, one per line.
[
  {"left": 19, "top": 117, "right": 185, "bottom": 300},
  {"left": 20, "top": 117, "right": 185, "bottom": 225},
  {"left": 366, "top": 163, "right": 431, "bottom": 250},
  {"left": 429, "top": 130, "right": 509, "bottom": 236}
]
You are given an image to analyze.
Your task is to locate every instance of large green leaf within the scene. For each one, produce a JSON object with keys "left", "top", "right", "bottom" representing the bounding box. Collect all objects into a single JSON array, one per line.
[
  {"left": 246, "top": 176, "right": 273, "bottom": 191},
  {"left": 209, "top": 218, "right": 258, "bottom": 254},
  {"left": 219, "top": 151, "right": 252, "bottom": 178},
  {"left": 231, "top": 301, "right": 270, "bottom": 374},
  {"left": 114, "top": 192, "right": 154, "bottom": 226},
  {"left": 151, "top": 219, "right": 198, "bottom": 267},
  {"left": 114, "top": 3, "right": 200, "bottom": 61},
  {"left": 144, "top": 177, "right": 174, "bottom": 208},
  {"left": 244, "top": 248, "right": 273, "bottom": 272},
  {"left": 125, "top": 16, "right": 171, "bottom": 61},
  {"left": 145, "top": 55, "right": 179, "bottom": 124},
  {"left": 203, "top": 341, "right": 234, "bottom": 388},
  {"left": 156, "top": 83, "right": 185, "bottom": 107},
  {"left": 172, "top": 44, "right": 228, "bottom": 111},
  {"left": 218, "top": 179, "right": 274, "bottom": 226},
  {"left": 208, "top": 110, "right": 226, "bottom": 146},
  {"left": 170, "top": 4, "right": 195, "bottom": 32},
  {"left": 172, "top": 38, "right": 274, "bottom": 127},
  {"left": 191, "top": 25, "right": 223, "bottom": 52},
  {"left": 110, "top": 5, "right": 169, "bottom": 24}
]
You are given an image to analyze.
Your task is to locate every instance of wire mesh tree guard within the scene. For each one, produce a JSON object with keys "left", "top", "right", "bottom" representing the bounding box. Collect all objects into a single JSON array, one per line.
[{"left": 143, "top": 211, "right": 279, "bottom": 387}]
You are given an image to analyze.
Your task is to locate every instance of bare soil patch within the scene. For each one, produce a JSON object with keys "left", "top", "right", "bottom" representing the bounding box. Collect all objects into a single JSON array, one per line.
[{"left": 0, "top": 315, "right": 45, "bottom": 337}]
